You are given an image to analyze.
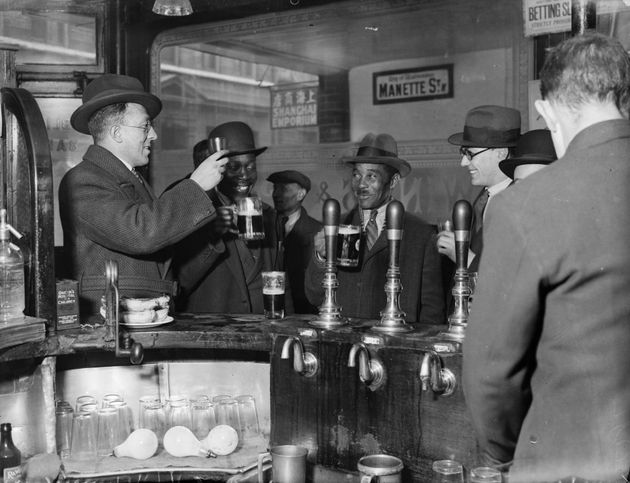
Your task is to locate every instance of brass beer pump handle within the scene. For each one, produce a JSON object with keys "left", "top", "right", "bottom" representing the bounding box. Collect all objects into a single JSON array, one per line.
[
  {"left": 373, "top": 200, "right": 411, "bottom": 333},
  {"left": 310, "top": 199, "right": 347, "bottom": 328}
]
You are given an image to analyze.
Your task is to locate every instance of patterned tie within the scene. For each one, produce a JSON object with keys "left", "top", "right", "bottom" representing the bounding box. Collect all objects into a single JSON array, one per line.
[
  {"left": 472, "top": 188, "right": 489, "bottom": 235},
  {"left": 365, "top": 209, "right": 379, "bottom": 250},
  {"left": 131, "top": 168, "right": 144, "bottom": 184}
]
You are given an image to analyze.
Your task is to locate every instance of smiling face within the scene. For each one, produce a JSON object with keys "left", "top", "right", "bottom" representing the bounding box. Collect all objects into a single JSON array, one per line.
[
  {"left": 272, "top": 182, "right": 305, "bottom": 216},
  {"left": 460, "top": 147, "right": 509, "bottom": 187},
  {"left": 217, "top": 153, "right": 258, "bottom": 202},
  {"left": 350, "top": 163, "right": 399, "bottom": 210},
  {"left": 117, "top": 103, "right": 157, "bottom": 168}
]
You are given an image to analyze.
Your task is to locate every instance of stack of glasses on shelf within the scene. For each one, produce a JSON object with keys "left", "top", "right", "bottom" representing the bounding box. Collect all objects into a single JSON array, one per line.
[{"left": 56, "top": 393, "right": 260, "bottom": 461}]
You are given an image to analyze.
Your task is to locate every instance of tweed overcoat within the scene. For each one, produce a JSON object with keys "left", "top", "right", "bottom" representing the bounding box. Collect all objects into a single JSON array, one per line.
[{"left": 58, "top": 145, "right": 216, "bottom": 315}]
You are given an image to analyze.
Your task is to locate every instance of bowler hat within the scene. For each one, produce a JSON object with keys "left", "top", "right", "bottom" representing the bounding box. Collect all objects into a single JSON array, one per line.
[
  {"left": 499, "top": 129, "right": 557, "bottom": 179},
  {"left": 267, "top": 170, "right": 311, "bottom": 192},
  {"left": 343, "top": 133, "right": 411, "bottom": 177},
  {"left": 208, "top": 121, "right": 267, "bottom": 157},
  {"left": 448, "top": 105, "right": 521, "bottom": 148},
  {"left": 71, "top": 74, "right": 162, "bottom": 135}
]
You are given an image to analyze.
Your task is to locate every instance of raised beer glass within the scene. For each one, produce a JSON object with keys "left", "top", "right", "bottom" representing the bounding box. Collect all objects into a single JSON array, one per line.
[
  {"left": 262, "top": 271, "right": 285, "bottom": 319},
  {"left": 236, "top": 197, "right": 265, "bottom": 241},
  {"left": 336, "top": 224, "right": 361, "bottom": 267}
]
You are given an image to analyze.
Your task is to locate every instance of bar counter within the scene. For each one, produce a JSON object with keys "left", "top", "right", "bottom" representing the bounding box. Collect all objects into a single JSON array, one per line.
[{"left": 0, "top": 314, "right": 476, "bottom": 482}]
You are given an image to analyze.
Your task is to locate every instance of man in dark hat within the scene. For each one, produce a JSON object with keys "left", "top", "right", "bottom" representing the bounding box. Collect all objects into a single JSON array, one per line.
[
  {"left": 58, "top": 74, "right": 228, "bottom": 316},
  {"left": 464, "top": 34, "right": 630, "bottom": 480},
  {"left": 304, "top": 133, "right": 444, "bottom": 324},
  {"left": 498, "top": 129, "right": 557, "bottom": 183},
  {"left": 174, "top": 121, "right": 291, "bottom": 314},
  {"left": 437, "top": 105, "right": 520, "bottom": 272},
  {"left": 267, "top": 170, "right": 321, "bottom": 314}
]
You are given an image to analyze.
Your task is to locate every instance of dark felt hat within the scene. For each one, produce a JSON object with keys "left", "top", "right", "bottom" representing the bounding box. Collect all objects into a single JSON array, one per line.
[
  {"left": 499, "top": 129, "right": 557, "bottom": 179},
  {"left": 208, "top": 121, "right": 267, "bottom": 157},
  {"left": 343, "top": 133, "right": 411, "bottom": 177},
  {"left": 267, "top": 170, "right": 311, "bottom": 192},
  {"left": 448, "top": 105, "right": 521, "bottom": 147},
  {"left": 71, "top": 74, "right": 162, "bottom": 135}
]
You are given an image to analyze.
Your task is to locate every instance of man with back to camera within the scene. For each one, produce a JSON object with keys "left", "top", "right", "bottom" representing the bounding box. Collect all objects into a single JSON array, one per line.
[
  {"left": 463, "top": 33, "right": 630, "bottom": 481},
  {"left": 436, "top": 105, "right": 520, "bottom": 272},
  {"left": 58, "top": 74, "right": 227, "bottom": 316},
  {"left": 304, "top": 133, "right": 444, "bottom": 324},
  {"left": 174, "top": 121, "right": 291, "bottom": 314},
  {"left": 267, "top": 170, "right": 321, "bottom": 314}
]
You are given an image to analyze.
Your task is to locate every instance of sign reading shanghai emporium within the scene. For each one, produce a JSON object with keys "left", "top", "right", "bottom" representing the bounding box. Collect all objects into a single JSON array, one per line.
[
  {"left": 373, "top": 64, "right": 453, "bottom": 105},
  {"left": 271, "top": 85, "right": 318, "bottom": 129}
]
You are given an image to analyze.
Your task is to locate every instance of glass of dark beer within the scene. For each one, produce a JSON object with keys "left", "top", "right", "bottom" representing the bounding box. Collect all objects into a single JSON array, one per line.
[
  {"left": 337, "top": 224, "right": 361, "bottom": 267},
  {"left": 236, "top": 197, "right": 265, "bottom": 241},
  {"left": 262, "top": 271, "right": 285, "bottom": 319}
]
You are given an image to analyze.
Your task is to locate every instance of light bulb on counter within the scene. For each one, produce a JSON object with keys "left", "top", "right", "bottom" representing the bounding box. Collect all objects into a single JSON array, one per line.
[
  {"left": 114, "top": 429, "right": 158, "bottom": 460},
  {"left": 163, "top": 426, "right": 212, "bottom": 458},
  {"left": 201, "top": 424, "right": 239, "bottom": 456}
]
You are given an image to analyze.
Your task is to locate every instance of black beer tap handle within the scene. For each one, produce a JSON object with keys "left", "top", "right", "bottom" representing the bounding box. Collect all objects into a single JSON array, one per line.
[
  {"left": 453, "top": 199, "right": 472, "bottom": 271},
  {"left": 386, "top": 200, "right": 404, "bottom": 233},
  {"left": 323, "top": 198, "right": 340, "bottom": 265}
]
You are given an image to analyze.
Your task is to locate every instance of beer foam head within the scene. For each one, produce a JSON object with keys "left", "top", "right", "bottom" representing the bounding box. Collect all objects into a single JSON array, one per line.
[{"left": 339, "top": 224, "right": 360, "bottom": 235}]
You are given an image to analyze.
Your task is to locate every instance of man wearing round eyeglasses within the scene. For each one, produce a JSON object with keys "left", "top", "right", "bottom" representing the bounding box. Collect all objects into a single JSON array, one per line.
[
  {"left": 59, "top": 74, "right": 228, "bottom": 317},
  {"left": 436, "top": 105, "right": 520, "bottom": 272}
]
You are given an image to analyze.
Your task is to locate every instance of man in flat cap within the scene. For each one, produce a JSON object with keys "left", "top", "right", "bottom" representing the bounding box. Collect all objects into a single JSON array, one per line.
[
  {"left": 305, "top": 133, "right": 444, "bottom": 324},
  {"left": 58, "top": 74, "right": 227, "bottom": 316},
  {"left": 267, "top": 170, "right": 321, "bottom": 314},
  {"left": 437, "top": 105, "right": 520, "bottom": 272},
  {"left": 174, "top": 121, "right": 291, "bottom": 314}
]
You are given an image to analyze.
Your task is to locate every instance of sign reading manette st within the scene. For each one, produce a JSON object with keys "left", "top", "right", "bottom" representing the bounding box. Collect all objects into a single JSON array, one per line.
[{"left": 373, "top": 64, "right": 453, "bottom": 105}]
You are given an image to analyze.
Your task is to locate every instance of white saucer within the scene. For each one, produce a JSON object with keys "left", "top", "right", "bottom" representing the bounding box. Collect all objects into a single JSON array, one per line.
[{"left": 120, "top": 316, "right": 174, "bottom": 329}]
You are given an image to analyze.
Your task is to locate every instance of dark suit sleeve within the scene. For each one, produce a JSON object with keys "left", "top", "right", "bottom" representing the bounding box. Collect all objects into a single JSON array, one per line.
[
  {"left": 462, "top": 201, "right": 539, "bottom": 465},
  {"left": 419, "top": 227, "right": 446, "bottom": 324}
]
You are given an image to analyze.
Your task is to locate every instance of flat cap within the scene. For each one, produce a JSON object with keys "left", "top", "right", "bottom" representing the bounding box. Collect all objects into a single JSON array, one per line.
[{"left": 267, "top": 170, "right": 311, "bottom": 192}]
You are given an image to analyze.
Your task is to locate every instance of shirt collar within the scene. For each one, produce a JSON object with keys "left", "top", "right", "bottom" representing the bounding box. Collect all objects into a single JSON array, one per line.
[
  {"left": 284, "top": 209, "right": 301, "bottom": 234},
  {"left": 487, "top": 178, "right": 511, "bottom": 198}
]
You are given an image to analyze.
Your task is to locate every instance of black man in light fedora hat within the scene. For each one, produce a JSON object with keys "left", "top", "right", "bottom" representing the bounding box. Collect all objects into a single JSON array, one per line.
[{"left": 304, "top": 133, "right": 445, "bottom": 324}]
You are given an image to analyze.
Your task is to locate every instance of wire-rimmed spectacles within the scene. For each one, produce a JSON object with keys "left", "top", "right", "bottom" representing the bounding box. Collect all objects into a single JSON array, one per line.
[
  {"left": 120, "top": 120, "right": 153, "bottom": 135},
  {"left": 459, "top": 146, "right": 491, "bottom": 161}
]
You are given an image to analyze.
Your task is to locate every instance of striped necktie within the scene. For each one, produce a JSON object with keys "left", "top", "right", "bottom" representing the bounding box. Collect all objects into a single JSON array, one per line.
[
  {"left": 132, "top": 168, "right": 144, "bottom": 184},
  {"left": 365, "top": 209, "right": 379, "bottom": 250}
]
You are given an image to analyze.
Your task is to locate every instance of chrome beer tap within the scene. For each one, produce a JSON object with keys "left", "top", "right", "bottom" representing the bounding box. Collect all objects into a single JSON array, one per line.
[
  {"left": 105, "top": 260, "right": 144, "bottom": 365},
  {"left": 347, "top": 342, "right": 385, "bottom": 391},
  {"left": 445, "top": 200, "right": 473, "bottom": 340},
  {"left": 373, "top": 200, "right": 412, "bottom": 333},
  {"left": 310, "top": 198, "right": 348, "bottom": 328},
  {"left": 419, "top": 350, "right": 456, "bottom": 396},
  {"left": 281, "top": 336, "right": 318, "bottom": 377}
]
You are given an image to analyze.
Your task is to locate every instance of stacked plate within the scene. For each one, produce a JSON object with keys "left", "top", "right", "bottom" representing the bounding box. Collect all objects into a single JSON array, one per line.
[{"left": 120, "top": 295, "right": 173, "bottom": 328}]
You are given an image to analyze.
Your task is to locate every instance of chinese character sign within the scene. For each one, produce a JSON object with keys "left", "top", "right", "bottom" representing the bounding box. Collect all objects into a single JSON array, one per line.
[{"left": 271, "top": 85, "right": 318, "bottom": 129}]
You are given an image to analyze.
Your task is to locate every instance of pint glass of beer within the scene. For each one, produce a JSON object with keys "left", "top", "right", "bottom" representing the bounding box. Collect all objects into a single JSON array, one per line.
[
  {"left": 236, "top": 197, "right": 265, "bottom": 241},
  {"left": 337, "top": 224, "right": 361, "bottom": 267},
  {"left": 262, "top": 271, "right": 285, "bottom": 319}
]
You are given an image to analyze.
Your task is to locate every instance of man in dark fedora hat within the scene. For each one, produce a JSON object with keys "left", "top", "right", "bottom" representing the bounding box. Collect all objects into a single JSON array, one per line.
[
  {"left": 174, "top": 121, "right": 292, "bottom": 314},
  {"left": 58, "top": 74, "right": 228, "bottom": 317},
  {"left": 498, "top": 129, "right": 557, "bottom": 182},
  {"left": 437, "top": 105, "right": 520, "bottom": 272},
  {"left": 464, "top": 34, "right": 630, "bottom": 480},
  {"left": 304, "top": 133, "right": 445, "bottom": 324},
  {"left": 267, "top": 170, "right": 321, "bottom": 314}
]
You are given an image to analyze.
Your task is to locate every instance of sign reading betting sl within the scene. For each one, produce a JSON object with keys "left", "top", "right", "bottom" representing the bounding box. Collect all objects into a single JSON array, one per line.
[
  {"left": 522, "top": 0, "right": 571, "bottom": 37},
  {"left": 271, "top": 85, "right": 318, "bottom": 129},
  {"left": 372, "top": 64, "right": 453, "bottom": 105}
]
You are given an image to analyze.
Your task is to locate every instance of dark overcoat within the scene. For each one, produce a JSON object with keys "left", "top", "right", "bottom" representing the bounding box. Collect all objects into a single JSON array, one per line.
[
  {"left": 305, "top": 206, "right": 445, "bottom": 324},
  {"left": 463, "top": 120, "right": 630, "bottom": 481}
]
